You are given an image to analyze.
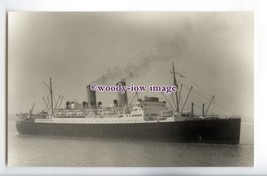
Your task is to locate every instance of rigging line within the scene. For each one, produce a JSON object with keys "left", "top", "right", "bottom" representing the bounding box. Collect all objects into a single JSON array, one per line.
[
  {"left": 194, "top": 101, "right": 229, "bottom": 115},
  {"left": 191, "top": 89, "right": 211, "bottom": 101},
  {"left": 176, "top": 81, "right": 190, "bottom": 89},
  {"left": 179, "top": 79, "right": 235, "bottom": 114},
  {"left": 170, "top": 93, "right": 177, "bottom": 109},
  {"left": 182, "top": 86, "right": 222, "bottom": 112},
  {"left": 191, "top": 105, "right": 203, "bottom": 115},
  {"left": 42, "top": 97, "right": 51, "bottom": 115},
  {"left": 204, "top": 95, "right": 215, "bottom": 116},
  {"left": 173, "top": 71, "right": 213, "bottom": 98},
  {"left": 161, "top": 93, "right": 175, "bottom": 111},
  {"left": 214, "top": 102, "right": 216, "bottom": 114},
  {"left": 55, "top": 95, "right": 61, "bottom": 109},
  {"left": 176, "top": 80, "right": 215, "bottom": 103},
  {"left": 136, "top": 92, "right": 139, "bottom": 100},
  {"left": 181, "top": 86, "right": 193, "bottom": 113},
  {"left": 58, "top": 96, "right": 64, "bottom": 109},
  {"left": 43, "top": 81, "right": 50, "bottom": 90},
  {"left": 128, "top": 92, "right": 137, "bottom": 106},
  {"left": 53, "top": 94, "right": 57, "bottom": 108},
  {"left": 51, "top": 91, "right": 61, "bottom": 96},
  {"left": 194, "top": 90, "right": 235, "bottom": 114},
  {"left": 193, "top": 89, "right": 233, "bottom": 114},
  {"left": 194, "top": 104, "right": 203, "bottom": 109},
  {"left": 180, "top": 95, "right": 183, "bottom": 109},
  {"left": 188, "top": 79, "right": 214, "bottom": 98},
  {"left": 178, "top": 84, "right": 183, "bottom": 110},
  {"left": 211, "top": 97, "right": 232, "bottom": 112},
  {"left": 46, "top": 97, "right": 51, "bottom": 107},
  {"left": 125, "top": 92, "right": 137, "bottom": 112},
  {"left": 212, "top": 101, "right": 235, "bottom": 115},
  {"left": 127, "top": 94, "right": 135, "bottom": 104},
  {"left": 175, "top": 76, "right": 235, "bottom": 115},
  {"left": 43, "top": 80, "right": 61, "bottom": 104}
]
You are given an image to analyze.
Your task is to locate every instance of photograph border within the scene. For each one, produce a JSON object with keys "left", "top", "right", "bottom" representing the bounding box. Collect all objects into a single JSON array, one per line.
[{"left": 1, "top": 0, "right": 266, "bottom": 175}]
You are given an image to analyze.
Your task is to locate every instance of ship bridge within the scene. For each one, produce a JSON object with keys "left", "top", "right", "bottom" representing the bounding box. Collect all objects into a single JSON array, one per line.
[{"left": 134, "top": 96, "right": 169, "bottom": 121}]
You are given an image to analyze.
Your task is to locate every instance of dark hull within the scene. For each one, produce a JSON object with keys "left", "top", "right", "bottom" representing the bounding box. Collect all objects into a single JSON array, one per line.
[{"left": 16, "top": 118, "right": 241, "bottom": 145}]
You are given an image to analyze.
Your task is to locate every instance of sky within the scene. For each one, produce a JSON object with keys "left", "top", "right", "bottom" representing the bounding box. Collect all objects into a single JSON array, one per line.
[{"left": 8, "top": 12, "right": 253, "bottom": 119}]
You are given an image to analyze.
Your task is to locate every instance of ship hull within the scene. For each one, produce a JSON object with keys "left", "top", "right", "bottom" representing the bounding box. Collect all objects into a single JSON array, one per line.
[{"left": 16, "top": 118, "right": 241, "bottom": 145}]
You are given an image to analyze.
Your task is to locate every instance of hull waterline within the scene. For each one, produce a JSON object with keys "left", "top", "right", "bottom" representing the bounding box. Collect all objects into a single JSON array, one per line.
[{"left": 16, "top": 118, "right": 241, "bottom": 145}]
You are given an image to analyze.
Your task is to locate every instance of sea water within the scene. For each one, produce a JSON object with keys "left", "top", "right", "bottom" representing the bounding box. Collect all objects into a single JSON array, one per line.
[{"left": 7, "top": 115, "right": 253, "bottom": 167}]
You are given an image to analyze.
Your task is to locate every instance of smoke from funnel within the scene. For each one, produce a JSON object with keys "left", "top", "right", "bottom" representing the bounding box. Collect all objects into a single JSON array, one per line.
[
  {"left": 93, "top": 25, "right": 192, "bottom": 85},
  {"left": 95, "top": 55, "right": 160, "bottom": 84}
]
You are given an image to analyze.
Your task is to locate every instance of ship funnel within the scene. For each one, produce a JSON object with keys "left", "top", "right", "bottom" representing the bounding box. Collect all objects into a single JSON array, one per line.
[
  {"left": 116, "top": 81, "right": 128, "bottom": 107},
  {"left": 86, "top": 84, "right": 97, "bottom": 108}
]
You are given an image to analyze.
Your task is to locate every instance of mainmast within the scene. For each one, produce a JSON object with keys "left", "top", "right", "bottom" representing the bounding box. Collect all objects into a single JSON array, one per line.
[
  {"left": 50, "top": 77, "right": 54, "bottom": 116},
  {"left": 172, "top": 62, "right": 179, "bottom": 113}
]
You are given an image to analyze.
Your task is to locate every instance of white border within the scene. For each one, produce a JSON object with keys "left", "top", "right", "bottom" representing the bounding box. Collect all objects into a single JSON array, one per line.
[{"left": 1, "top": 0, "right": 267, "bottom": 175}]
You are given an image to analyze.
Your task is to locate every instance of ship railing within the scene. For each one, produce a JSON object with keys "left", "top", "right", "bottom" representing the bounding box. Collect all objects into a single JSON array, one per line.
[
  {"left": 223, "top": 115, "right": 241, "bottom": 119},
  {"left": 202, "top": 114, "right": 241, "bottom": 119},
  {"left": 212, "top": 114, "right": 239, "bottom": 119},
  {"left": 54, "top": 107, "right": 127, "bottom": 116}
]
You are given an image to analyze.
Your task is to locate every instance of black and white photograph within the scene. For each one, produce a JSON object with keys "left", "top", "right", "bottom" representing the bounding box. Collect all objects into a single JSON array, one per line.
[{"left": 7, "top": 12, "right": 253, "bottom": 167}]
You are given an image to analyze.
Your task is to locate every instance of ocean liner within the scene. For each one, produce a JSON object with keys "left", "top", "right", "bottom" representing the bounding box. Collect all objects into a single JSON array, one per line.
[{"left": 16, "top": 63, "right": 241, "bottom": 145}]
